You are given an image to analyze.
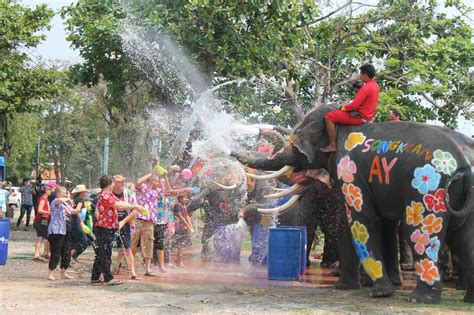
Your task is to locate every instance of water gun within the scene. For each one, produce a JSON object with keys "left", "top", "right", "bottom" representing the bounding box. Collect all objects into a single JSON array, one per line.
[{"left": 82, "top": 224, "right": 92, "bottom": 234}]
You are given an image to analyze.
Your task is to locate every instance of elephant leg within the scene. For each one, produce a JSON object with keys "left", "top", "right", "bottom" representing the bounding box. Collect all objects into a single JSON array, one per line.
[
  {"left": 348, "top": 199, "right": 394, "bottom": 298},
  {"left": 334, "top": 216, "right": 360, "bottom": 290},
  {"left": 321, "top": 239, "right": 338, "bottom": 268},
  {"left": 201, "top": 223, "right": 216, "bottom": 259},
  {"left": 446, "top": 216, "right": 474, "bottom": 303},
  {"left": 398, "top": 223, "right": 414, "bottom": 271},
  {"left": 403, "top": 216, "right": 448, "bottom": 304},
  {"left": 305, "top": 224, "right": 318, "bottom": 268},
  {"left": 381, "top": 219, "right": 402, "bottom": 286}
]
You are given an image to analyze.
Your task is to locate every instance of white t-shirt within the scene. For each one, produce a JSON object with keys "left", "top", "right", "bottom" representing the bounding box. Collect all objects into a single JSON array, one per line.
[{"left": 0, "top": 189, "right": 9, "bottom": 213}]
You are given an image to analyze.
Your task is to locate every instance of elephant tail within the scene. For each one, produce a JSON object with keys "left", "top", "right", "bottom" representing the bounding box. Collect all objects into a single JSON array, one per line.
[{"left": 444, "top": 166, "right": 474, "bottom": 217}]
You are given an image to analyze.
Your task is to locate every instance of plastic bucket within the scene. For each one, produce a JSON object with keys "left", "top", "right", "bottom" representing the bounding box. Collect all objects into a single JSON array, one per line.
[
  {"left": 268, "top": 227, "right": 302, "bottom": 280},
  {"left": 214, "top": 224, "right": 241, "bottom": 263},
  {"left": 0, "top": 218, "right": 10, "bottom": 265},
  {"left": 250, "top": 224, "right": 269, "bottom": 266},
  {"left": 279, "top": 225, "right": 307, "bottom": 274}
]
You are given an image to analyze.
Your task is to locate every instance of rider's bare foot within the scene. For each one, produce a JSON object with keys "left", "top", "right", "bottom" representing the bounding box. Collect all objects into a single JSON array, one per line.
[{"left": 321, "top": 144, "right": 337, "bottom": 153}]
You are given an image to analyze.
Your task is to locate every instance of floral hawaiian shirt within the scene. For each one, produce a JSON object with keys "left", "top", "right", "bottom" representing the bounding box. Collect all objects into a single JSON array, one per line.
[
  {"left": 136, "top": 183, "right": 162, "bottom": 224},
  {"left": 95, "top": 191, "right": 119, "bottom": 229},
  {"left": 48, "top": 199, "right": 73, "bottom": 235}
]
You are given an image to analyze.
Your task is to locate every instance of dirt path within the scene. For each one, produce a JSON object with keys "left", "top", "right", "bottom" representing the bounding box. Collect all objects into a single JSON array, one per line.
[{"left": 1, "top": 228, "right": 472, "bottom": 314}]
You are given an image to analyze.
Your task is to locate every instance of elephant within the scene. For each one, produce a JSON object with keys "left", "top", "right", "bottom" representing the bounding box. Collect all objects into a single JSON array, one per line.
[
  {"left": 187, "top": 158, "right": 248, "bottom": 259},
  {"left": 231, "top": 103, "right": 474, "bottom": 303},
  {"left": 241, "top": 172, "right": 347, "bottom": 269}
]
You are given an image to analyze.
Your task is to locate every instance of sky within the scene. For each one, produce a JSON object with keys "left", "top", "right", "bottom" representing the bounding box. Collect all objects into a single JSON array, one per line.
[{"left": 19, "top": 0, "right": 473, "bottom": 137}]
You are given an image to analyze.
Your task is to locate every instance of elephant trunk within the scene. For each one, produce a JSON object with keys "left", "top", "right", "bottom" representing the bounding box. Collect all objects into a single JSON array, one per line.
[
  {"left": 190, "top": 187, "right": 212, "bottom": 202},
  {"left": 273, "top": 125, "right": 292, "bottom": 135},
  {"left": 444, "top": 166, "right": 474, "bottom": 217},
  {"left": 259, "top": 128, "right": 286, "bottom": 153},
  {"left": 230, "top": 150, "right": 295, "bottom": 171}
]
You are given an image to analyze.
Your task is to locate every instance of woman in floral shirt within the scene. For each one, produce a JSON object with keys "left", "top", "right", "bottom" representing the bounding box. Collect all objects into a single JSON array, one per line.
[
  {"left": 91, "top": 175, "right": 146, "bottom": 286},
  {"left": 48, "top": 186, "right": 76, "bottom": 280}
]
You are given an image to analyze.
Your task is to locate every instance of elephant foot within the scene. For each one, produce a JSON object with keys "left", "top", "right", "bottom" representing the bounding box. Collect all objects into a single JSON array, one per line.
[
  {"left": 408, "top": 282, "right": 442, "bottom": 304},
  {"left": 369, "top": 280, "right": 395, "bottom": 298},
  {"left": 335, "top": 278, "right": 360, "bottom": 290},
  {"left": 408, "top": 290, "right": 441, "bottom": 304},
  {"left": 456, "top": 277, "right": 467, "bottom": 290},
  {"left": 359, "top": 269, "right": 373, "bottom": 287},
  {"left": 464, "top": 291, "right": 474, "bottom": 303}
]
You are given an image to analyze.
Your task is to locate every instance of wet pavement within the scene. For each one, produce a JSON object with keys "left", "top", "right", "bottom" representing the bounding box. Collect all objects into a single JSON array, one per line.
[{"left": 113, "top": 248, "right": 456, "bottom": 293}]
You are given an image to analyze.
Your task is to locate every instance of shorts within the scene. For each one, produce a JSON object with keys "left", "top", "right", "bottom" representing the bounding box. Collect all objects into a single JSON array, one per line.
[
  {"left": 153, "top": 224, "right": 167, "bottom": 250},
  {"left": 131, "top": 219, "right": 154, "bottom": 259},
  {"left": 324, "top": 110, "right": 364, "bottom": 125},
  {"left": 34, "top": 218, "right": 49, "bottom": 238},
  {"left": 116, "top": 223, "right": 131, "bottom": 249}
]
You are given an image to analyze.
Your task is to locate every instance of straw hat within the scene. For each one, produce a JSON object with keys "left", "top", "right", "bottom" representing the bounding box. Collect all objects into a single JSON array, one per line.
[{"left": 72, "top": 184, "right": 88, "bottom": 194}]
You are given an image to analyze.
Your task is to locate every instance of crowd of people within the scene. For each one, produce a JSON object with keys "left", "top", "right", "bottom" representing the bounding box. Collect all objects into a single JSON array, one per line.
[{"left": 5, "top": 164, "right": 198, "bottom": 285}]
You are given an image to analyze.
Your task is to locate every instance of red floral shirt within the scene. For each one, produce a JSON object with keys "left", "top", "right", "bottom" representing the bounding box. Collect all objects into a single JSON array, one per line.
[{"left": 95, "top": 191, "right": 119, "bottom": 229}]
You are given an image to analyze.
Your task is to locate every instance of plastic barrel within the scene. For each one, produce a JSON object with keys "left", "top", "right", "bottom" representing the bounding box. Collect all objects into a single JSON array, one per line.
[
  {"left": 0, "top": 218, "right": 10, "bottom": 265},
  {"left": 250, "top": 224, "right": 269, "bottom": 266},
  {"left": 268, "top": 227, "right": 302, "bottom": 280},
  {"left": 214, "top": 224, "right": 241, "bottom": 263},
  {"left": 278, "top": 225, "right": 307, "bottom": 274}
]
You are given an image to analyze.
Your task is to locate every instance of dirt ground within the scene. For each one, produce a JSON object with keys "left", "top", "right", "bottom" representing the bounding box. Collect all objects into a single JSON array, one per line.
[{"left": 1, "top": 214, "right": 473, "bottom": 314}]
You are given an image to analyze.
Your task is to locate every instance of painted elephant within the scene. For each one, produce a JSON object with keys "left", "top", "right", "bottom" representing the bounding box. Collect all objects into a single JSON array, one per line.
[
  {"left": 232, "top": 103, "right": 474, "bottom": 303},
  {"left": 187, "top": 158, "right": 247, "bottom": 259}
]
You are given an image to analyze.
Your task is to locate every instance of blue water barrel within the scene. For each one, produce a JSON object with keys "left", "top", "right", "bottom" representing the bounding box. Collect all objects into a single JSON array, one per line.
[
  {"left": 279, "top": 225, "right": 307, "bottom": 275},
  {"left": 250, "top": 224, "right": 269, "bottom": 266},
  {"left": 214, "top": 224, "right": 241, "bottom": 263},
  {"left": 0, "top": 218, "right": 10, "bottom": 265},
  {"left": 268, "top": 227, "right": 302, "bottom": 280}
]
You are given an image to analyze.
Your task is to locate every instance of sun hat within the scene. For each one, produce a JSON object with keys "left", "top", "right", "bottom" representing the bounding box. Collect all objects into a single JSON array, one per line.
[{"left": 72, "top": 184, "right": 88, "bottom": 194}]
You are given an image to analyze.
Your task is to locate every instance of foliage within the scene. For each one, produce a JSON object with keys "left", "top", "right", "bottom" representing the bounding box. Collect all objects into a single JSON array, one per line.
[
  {"left": 0, "top": 2, "right": 62, "bottom": 158},
  {"left": 61, "top": 0, "right": 133, "bottom": 109}
]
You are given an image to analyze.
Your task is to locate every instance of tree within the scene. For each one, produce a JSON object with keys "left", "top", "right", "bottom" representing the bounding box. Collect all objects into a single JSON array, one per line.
[{"left": 0, "top": 2, "right": 62, "bottom": 156}]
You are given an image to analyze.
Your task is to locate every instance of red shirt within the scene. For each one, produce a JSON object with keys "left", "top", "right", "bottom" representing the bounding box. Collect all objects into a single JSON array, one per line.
[
  {"left": 95, "top": 191, "right": 119, "bottom": 229},
  {"left": 344, "top": 80, "right": 379, "bottom": 121},
  {"left": 34, "top": 196, "right": 50, "bottom": 221}
]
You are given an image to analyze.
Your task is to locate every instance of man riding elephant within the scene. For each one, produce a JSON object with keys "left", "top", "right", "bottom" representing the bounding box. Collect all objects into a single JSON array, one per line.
[{"left": 321, "top": 64, "right": 379, "bottom": 153}]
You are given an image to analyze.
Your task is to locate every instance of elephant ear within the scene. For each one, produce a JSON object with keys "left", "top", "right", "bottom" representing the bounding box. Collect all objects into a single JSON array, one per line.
[{"left": 289, "top": 120, "right": 324, "bottom": 164}]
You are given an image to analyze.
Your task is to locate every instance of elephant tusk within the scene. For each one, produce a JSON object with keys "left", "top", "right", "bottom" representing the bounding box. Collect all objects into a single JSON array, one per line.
[
  {"left": 264, "top": 184, "right": 302, "bottom": 199},
  {"left": 257, "top": 194, "right": 300, "bottom": 214},
  {"left": 246, "top": 165, "right": 294, "bottom": 180},
  {"left": 208, "top": 179, "right": 237, "bottom": 190}
]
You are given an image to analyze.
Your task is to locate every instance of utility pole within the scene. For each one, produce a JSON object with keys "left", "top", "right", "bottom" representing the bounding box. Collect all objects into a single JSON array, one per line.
[
  {"left": 102, "top": 112, "right": 110, "bottom": 175},
  {"left": 37, "top": 136, "right": 40, "bottom": 175}
]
